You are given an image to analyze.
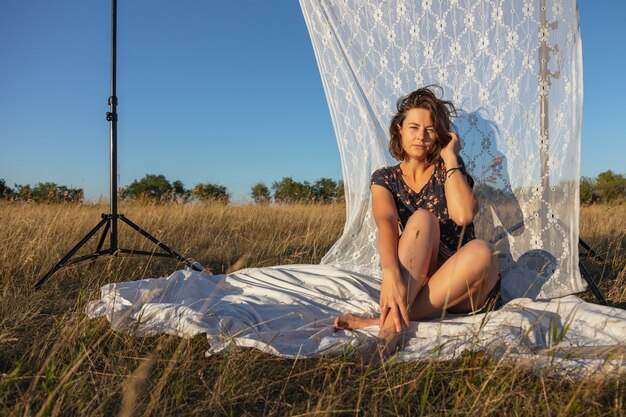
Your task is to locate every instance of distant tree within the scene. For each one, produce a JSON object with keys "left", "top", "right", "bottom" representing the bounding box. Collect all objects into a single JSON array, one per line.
[
  {"left": 32, "top": 182, "right": 59, "bottom": 202},
  {"left": 11, "top": 182, "right": 84, "bottom": 203},
  {"left": 30, "top": 182, "right": 84, "bottom": 203},
  {"left": 312, "top": 178, "right": 337, "bottom": 203},
  {"left": 251, "top": 183, "right": 271, "bottom": 204},
  {"left": 161, "top": 180, "right": 189, "bottom": 202},
  {"left": 121, "top": 174, "right": 173, "bottom": 201},
  {"left": 56, "top": 185, "right": 84, "bottom": 203},
  {"left": 301, "top": 181, "right": 313, "bottom": 202},
  {"left": 0, "top": 179, "right": 13, "bottom": 200},
  {"left": 172, "top": 180, "right": 186, "bottom": 195},
  {"left": 272, "top": 177, "right": 313, "bottom": 203},
  {"left": 192, "top": 183, "right": 229, "bottom": 204},
  {"left": 594, "top": 170, "right": 625, "bottom": 203},
  {"left": 335, "top": 180, "right": 345, "bottom": 203},
  {"left": 579, "top": 177, "right": 596, "bottom": 205},
  {"left": 14, "top": 184, "right": 32, "bottom": 201}
]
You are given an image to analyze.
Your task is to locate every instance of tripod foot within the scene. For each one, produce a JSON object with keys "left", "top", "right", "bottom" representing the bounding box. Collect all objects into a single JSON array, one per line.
[{"left": 34, "top": 217, "right": 109, "bottom": 289}]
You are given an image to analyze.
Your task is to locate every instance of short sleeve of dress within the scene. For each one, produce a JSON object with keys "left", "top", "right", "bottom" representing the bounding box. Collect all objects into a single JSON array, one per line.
[{"left": 370, "top": 167, "right": 393, "bottom": 194}]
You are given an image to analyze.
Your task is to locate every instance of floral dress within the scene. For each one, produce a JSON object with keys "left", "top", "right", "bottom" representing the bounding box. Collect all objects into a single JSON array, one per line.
[{"left": 370, "top": 157, "right": 475, "bottom": 255}]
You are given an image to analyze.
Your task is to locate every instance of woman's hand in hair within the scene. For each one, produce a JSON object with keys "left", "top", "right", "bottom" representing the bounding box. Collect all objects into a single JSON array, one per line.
[
  {"left": 440, "top": 131, "right": 461, "bottom": 166},
  {"left": 379, "top": 268, "right": 409, "bottom": 333}
]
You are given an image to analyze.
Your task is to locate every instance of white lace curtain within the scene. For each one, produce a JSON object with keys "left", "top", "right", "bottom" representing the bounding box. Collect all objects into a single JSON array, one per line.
[{"left": 299, "top": 0, "right": 585, "bottom": 300}]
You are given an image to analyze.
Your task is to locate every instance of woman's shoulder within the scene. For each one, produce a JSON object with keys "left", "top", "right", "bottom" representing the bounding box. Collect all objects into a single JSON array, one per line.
[
  {"left": 371, "top": 164, "right": 401, "bottom": 180},
  {"left": 370, "top": 164, "right": 401, "bottom": 189},
  {"left": 372, "top": 164, "right": 400, "bottom": 174}
]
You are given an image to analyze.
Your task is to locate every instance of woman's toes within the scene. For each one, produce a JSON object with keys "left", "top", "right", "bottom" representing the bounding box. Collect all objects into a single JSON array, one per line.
[
  {"left": 333, "top": 314, "right": 354, "bottom": 331},
  {"left": 333, "top": 317, "right": 342, "bottom": 331}
]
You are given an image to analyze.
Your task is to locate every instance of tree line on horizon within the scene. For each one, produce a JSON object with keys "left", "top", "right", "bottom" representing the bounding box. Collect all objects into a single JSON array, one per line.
[
  {"left": 1, "top": 170, "right": 623, "bottom": 205},
  {"left": 0, "top": 174, "right": 345, "bottom": 205},
  {"left": 0, "top": 180, "right": 84, "bottom": 203}
]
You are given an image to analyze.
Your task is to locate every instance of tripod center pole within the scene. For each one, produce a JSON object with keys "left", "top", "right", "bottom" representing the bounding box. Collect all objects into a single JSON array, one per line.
[{"left": 108, "top": 0, "right": 118, "bottom": 252}]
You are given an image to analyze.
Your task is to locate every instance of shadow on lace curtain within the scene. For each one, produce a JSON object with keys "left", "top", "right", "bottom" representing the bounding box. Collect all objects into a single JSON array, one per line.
[{"left": 456, "top": 110, "right": 557, "bottom": 303}]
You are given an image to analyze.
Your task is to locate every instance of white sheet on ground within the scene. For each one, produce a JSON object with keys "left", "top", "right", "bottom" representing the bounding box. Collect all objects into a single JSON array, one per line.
[{"left": 86, "top": 264, "right": 626, "bottom": 378}]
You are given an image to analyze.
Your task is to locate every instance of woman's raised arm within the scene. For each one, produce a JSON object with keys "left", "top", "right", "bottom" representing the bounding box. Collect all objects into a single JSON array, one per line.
[{"left": 441, "top": 132, "right": 478, "bottom": 226}]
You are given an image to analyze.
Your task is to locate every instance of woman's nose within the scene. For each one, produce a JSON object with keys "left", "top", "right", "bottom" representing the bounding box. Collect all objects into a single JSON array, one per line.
[{"left": 419, "top": 129, "right": 432, "bottom": 142}]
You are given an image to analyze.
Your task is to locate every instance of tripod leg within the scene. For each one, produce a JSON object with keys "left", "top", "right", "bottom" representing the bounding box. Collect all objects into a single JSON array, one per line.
[
  {"left": 34, "top": 218, "right": 109, "bottom": 289},
  {"left": 579, "top": 238, "right": 604, "bottom": 262},
  {"left": 90, "top": 220, "right": 111, "bottom": 266},
  {"left": 119, "top": 215, "right": 203, "bottom": 271},
  {"left": 579, "top": 260, "right": 608, "bottom": 306}
]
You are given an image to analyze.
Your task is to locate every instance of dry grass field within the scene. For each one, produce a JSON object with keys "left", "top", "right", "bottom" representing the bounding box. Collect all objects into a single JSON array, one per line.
[{"left": 0, "top": 202, "right": 624, "bottom": 416}]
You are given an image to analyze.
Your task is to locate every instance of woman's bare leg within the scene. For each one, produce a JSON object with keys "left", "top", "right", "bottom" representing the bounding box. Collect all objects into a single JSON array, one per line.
[
  {"left": 334, "top": 210, "right": 499, "bottom": 367},
  {"left": 370, "top": 238, "right": 498, "bottom": 369},
  {"left": 333, "top": 240, "right": 499, "bottom": 331},
  {"left": 333, "top": 209, "right": 439, "bottom": 333},
  {"left": 374, "top": 209, "right": 441, "bottom": 355},
  {"left": 407, "top": 239, "right": 499, "bottom": 320},
  {"left": 362, "top": 238, "right": 497, "bottom": 369}
]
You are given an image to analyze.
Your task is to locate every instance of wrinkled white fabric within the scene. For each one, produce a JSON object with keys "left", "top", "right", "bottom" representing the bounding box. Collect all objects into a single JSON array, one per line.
[
  {"left": 86, "top": 265, "right": 626, "bottom": 378},
  {"left": 299, "top": 0, "right": 585, "bottom": 299}
]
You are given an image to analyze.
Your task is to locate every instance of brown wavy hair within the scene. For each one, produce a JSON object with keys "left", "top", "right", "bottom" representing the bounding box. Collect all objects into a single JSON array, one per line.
[{"left": 389, "top": 85, "right": 457, "bottom": 166}]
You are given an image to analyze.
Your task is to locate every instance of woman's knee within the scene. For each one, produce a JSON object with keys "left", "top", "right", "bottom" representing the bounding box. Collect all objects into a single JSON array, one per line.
[
  {"left": 405, "top": 209, "right": 439, "bottom": 234},
  {"left": 463, "top": 239, "right": 495, "bottom": 271}
]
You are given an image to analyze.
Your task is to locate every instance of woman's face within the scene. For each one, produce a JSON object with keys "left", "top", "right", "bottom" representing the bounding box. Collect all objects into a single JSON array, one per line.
[{"left": 398, "top": 108, "right": 437, "bottom": 161}]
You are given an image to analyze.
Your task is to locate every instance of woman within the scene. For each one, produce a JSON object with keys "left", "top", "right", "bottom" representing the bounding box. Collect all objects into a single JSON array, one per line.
[{"left": 334, "top": 86, "right": 501, "bottom": 364}]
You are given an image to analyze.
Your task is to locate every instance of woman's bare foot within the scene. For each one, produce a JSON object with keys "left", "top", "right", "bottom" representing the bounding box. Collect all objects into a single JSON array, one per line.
[
  {"left": 354, "top": 338, "right": 386, "bottom": 369},
  {"left": 333, "top": 313, "right": 379, "bottom": 331},
  {"left": 354, "top": 335, "right": 400, "bottom": 369}
]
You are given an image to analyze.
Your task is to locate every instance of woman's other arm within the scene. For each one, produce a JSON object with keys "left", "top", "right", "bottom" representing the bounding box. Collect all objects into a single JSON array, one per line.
[
  {"left": 371, "top": 185, "right": 409, "bottom": 332},
  {"left": 441, "top": 132, "right": 478, "bottom": 226}
]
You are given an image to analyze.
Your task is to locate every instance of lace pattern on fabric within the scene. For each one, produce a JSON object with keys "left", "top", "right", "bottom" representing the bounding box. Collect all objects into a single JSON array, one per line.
[{"left": 299, "top": 0, "right": 584, "bottom": 300}]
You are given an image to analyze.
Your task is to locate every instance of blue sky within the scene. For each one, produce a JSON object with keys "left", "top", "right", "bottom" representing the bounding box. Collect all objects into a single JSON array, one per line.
[{"left": 1, "top": 1, "right": 624, "bottom": 202}]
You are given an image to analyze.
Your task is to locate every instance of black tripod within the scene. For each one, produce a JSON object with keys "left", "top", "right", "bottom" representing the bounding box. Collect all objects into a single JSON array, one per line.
[{"left": 34, "top": 0, "right": 202, "bottom": 289}]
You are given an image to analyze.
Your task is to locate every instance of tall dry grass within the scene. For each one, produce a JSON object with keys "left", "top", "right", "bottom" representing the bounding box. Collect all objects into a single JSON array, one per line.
[
  {"left": 579, "top": 204, "right": 626, "bottom": 305},
  {"left": 0, "top": 202, "right": 624, "bottom": 416}
]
